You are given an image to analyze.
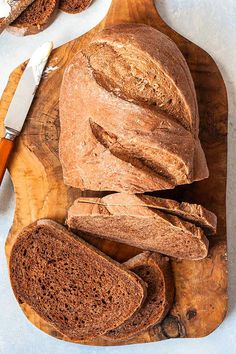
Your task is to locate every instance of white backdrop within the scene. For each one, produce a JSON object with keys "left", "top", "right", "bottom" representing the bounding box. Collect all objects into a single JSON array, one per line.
[{"left": 0, "top": 1, "right": 236, "bottom": 353}]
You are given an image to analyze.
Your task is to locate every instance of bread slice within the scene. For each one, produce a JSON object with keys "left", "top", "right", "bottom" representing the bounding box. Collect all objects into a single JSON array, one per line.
[
  {"left": 7, "top": 0, "right": 58, "bottom": 36},
  {"left": 0, "top": 0, "right": 35, "bottom": 33},
  {"left": 59, "top": 0, "right": 92, "bottom": 14},
  {"left": 67, "top": 193, "right": 217, "bottom": 260},
  {"left": 59, "top": 24, "right": 209, "bottom": 194},
  {"left": 9, "top": 219, "right": 146, "bottom": 341},
  {"left": 103, "top": 252, "right": 174, "bottom": 341},
  {"left": 136, "top": 195, "right": 217, "bottom": 235}
]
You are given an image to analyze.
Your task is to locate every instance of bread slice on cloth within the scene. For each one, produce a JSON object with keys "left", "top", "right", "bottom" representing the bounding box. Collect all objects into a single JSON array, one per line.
[
  {"left": 59, "top": 23, "right": 209, "bottom": 193},
  {"left": 67, "top": 193, "right": 217, "bottom": 260},
  {"left": 59, "top": 0, "right": 92, "bottom": 14},
  {"left": 7, "top": 0, "right": 58, "bottom": 36},
  {"left": 103, "top": 251, "right": 174, "bottom": 341},
  {"left": 0, "top": 0, "right": 35, "bottom": 32},
  {"left": 9, "top": 219, "right": 146, "bottom": 341}
]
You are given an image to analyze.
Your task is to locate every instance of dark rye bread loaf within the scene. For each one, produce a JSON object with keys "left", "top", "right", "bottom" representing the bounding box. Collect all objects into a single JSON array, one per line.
[
  {"left": 9, "top": 219, "right": 146, "bottom": 341},
  {"left": 7, "top": 0, "right": 58, "bottom": 36},
  {"left": 59, "top": 23, "right": 209, "bottom": 194},
  {"left": 59, "top": 0, "right": 92, "bottom": 14},
  {"left": 67, "top": 193, "right": 217, "bottom": 260},
  {"left": 0, "top": 0, "right": 35, "bottom": 33},
  {"left": 104, "top": 252, "right": 174, "bottom": 341}
]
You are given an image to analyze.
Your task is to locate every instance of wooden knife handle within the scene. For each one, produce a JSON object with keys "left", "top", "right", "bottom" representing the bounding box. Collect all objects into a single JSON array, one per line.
[{"left": 0, "top": 137, "right": 14, "bottom": 185}]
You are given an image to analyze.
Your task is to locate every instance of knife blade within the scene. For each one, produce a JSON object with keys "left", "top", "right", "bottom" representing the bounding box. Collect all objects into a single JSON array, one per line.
[{"left": 0, "top": 41, "right": 53, "bottom": 185}]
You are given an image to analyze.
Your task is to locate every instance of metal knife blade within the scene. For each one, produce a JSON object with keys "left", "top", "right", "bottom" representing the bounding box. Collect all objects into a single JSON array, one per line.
[
  {"left": 0, "top": 41, "right": 53, "bottom": 186},
  {"left": 4, "top": 41, "right": 53, "bottom": 135}
]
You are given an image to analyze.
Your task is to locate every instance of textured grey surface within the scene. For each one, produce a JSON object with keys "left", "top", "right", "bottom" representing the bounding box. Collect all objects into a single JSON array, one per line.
[{"left": 0, "top": 0, "right": 236, "bottom": 353}]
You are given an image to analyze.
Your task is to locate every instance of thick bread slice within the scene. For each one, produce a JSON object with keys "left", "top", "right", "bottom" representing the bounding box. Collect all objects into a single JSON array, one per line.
[
  {"left": 0, "top": 0, "right": 35, "bottom": 33},
  {"left": 104, "top": 252, "right": 174, "bottom": 341},
  {"left": 59, "top": 0, "right": 92, "bottom": 14},
  {"left": 7, "top": 0, "right": 58, "bottom": 36},
  {"left": 9, "top": 219, "right": 146, "bottom": 341},
  {"left": 67, "top": 194, "right": 216, "bottom": 260},
  {"left": 59, "top": 24, "right": 209, "bottom": 193}
]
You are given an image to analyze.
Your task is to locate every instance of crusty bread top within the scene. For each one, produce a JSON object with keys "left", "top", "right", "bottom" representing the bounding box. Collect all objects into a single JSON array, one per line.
[
  {"left": 104, "top": 252, "right": 174, "bottom": 341},
  {"left": 9, "top": 219, "right": 146, "bottom": 341},
  {"left": 59, "top": 24, "right": 209, "bottom": 193},
  {"left": 8, "top": 0, "right": 58, "bottom": 36},
  {"left": 85, "top": 23, "right": 198, "bottom": 134},
  {"left": 67, "top": 193, "right": 216, "bottom": 260}
]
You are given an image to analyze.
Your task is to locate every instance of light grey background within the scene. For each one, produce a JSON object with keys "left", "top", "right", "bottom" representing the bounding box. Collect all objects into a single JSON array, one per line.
[{"left": 0, "top": 0, "right": 236, "bottom": 353}]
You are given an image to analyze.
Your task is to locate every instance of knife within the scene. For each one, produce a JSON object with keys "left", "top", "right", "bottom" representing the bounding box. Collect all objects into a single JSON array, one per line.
[{"left": 0, "top": 41, "right": 53, "bottom": 186}]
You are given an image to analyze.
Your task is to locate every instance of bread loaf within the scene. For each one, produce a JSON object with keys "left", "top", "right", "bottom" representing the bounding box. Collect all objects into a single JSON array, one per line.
[
  {"left": 104, "top": 252, "right": 174, "bottom": 341},
  {"left": 59, "top": 23, "right": 209, "bottom": 193},
  {"left": 7, "top": 0, "right": 58, "bottom": 36},
  {"left": 9, "top": 219, "right": 146, "bottom": 341},
  {"left": 0, "top": 0, "right": 35, "bottom": 33},
  {"left": 67, "top": 193, "right": 217, "bottom": 260}
]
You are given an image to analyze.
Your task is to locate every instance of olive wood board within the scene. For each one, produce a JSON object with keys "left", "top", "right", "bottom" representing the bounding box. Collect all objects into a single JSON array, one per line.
[{"left": 0, "top": 0, "right": 228, "bottom": 346}]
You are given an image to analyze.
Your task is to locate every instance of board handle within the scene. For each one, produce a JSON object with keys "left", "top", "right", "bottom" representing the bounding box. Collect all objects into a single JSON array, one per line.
[{"left": 0, "top": 137, "right": 14, "bottom": 185}]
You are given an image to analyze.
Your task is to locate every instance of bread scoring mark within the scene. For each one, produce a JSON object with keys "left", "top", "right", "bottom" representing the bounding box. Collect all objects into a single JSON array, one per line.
[
  {"left": 83, "top": 42, "right": 193, "bottom": 132},
  {"left": 89, "top": 118, "right": 176, "bottom": 188}
]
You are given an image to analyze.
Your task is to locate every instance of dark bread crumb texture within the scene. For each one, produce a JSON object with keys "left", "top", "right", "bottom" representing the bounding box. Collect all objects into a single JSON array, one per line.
[
  {"left": 9, "top": 221, "right": 145, "bottom": 341},
  {"left": 60, "top": 0, "right": 92, "bottom": 13},
  {"left": 2, "top": 0, "right": 92, "bottom": 35},
  {"left": 104, "top": 252, "right": 174, "bottom": 341},
  {"left": 0, "top": 0, "right": 35, "bottom": 30},
  {"left": 10, "top": 0, "right": 58, "bottom": 30}
]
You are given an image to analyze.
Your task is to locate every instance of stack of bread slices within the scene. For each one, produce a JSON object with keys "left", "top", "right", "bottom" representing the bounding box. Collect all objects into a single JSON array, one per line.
[
  {"left": 0, "top": 0, "right": 93, "bottom": 35},
  {"left": 9, "top": 24, "right": 217, "bottom": 343}
]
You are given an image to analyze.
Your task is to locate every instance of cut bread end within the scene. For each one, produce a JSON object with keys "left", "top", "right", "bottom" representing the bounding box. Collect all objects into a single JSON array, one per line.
[
  {"left": 7, "top": 0, "right": 59, "bottom": 36},
  {"left": 0, "top": 0, "right": 35, "bottom": 32}
]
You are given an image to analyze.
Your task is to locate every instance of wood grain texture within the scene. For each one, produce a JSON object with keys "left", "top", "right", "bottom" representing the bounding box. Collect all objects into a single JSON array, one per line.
[{"left": 0, "top": 0, "right": 228, "bottom": 346}]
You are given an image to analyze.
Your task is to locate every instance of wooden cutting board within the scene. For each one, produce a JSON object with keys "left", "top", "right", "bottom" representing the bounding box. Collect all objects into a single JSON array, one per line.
[{"left": 0, "top": 0, "right": 228, "bottom": 346}]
